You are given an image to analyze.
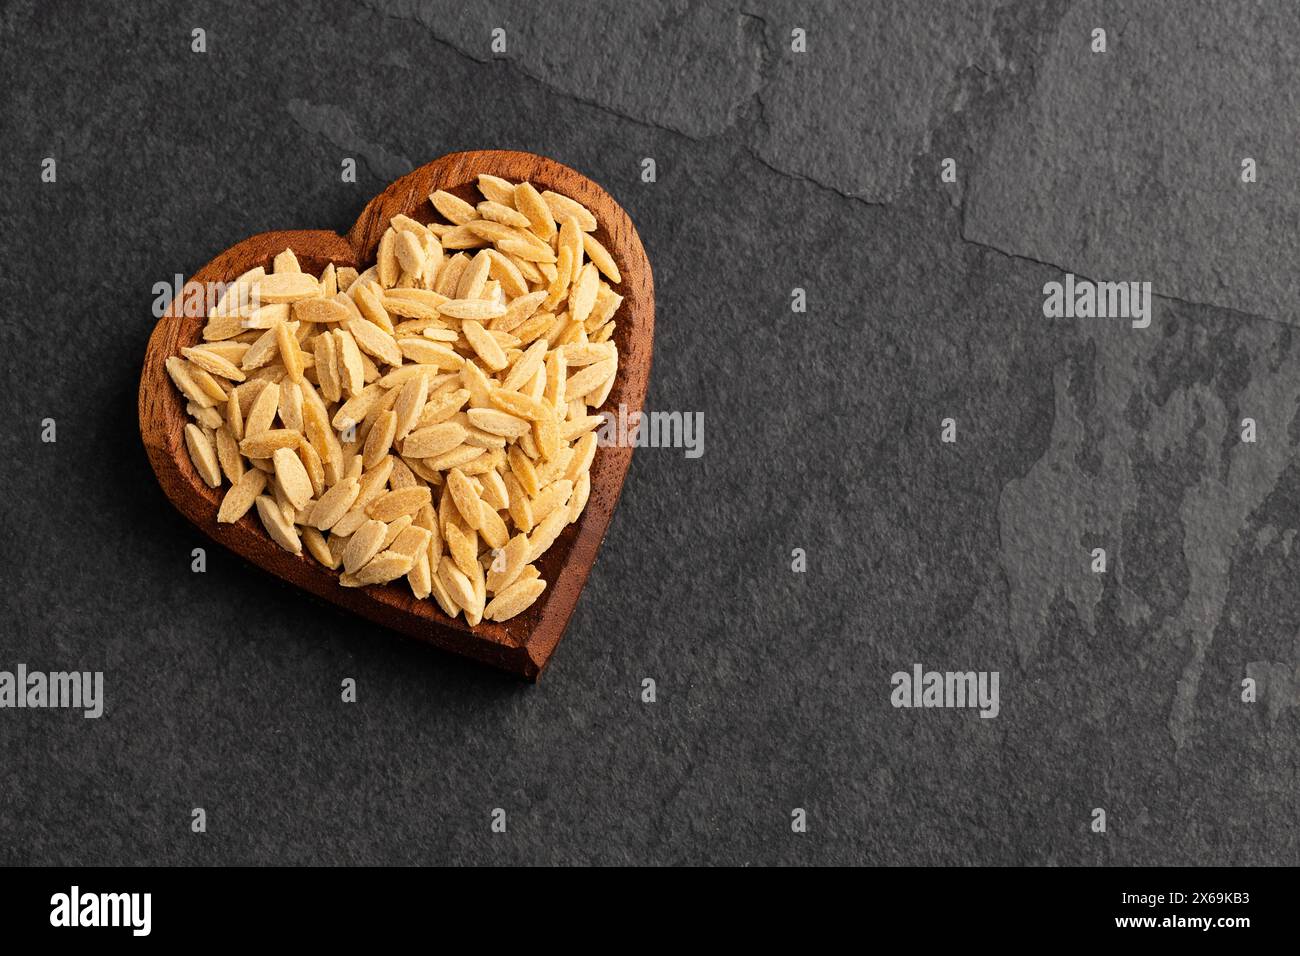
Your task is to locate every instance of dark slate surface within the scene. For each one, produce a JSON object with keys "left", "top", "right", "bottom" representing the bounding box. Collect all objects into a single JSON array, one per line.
[{"left": 0, "top": 0, "right": 1296, "bottom": 865}]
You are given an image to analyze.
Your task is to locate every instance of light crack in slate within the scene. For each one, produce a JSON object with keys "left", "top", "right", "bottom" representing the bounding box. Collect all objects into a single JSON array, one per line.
[{"left": 285, "top": 99, "right": 414, "bottom": 183}]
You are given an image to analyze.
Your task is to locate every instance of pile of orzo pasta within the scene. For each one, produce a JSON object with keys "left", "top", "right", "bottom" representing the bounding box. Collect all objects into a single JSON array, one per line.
[{"left": 165, "top": 174, "right": 621, "bottom": 625}]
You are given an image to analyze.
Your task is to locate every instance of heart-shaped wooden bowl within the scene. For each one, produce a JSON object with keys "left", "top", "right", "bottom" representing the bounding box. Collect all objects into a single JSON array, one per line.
[{"left": 138, "top": 150, "right": 653, "bottom": 680}]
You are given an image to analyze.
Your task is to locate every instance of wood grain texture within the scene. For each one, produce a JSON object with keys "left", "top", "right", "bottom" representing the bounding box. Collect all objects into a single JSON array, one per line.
[{"left": 138, "top": 151, "right": 654, "bottom": 680}]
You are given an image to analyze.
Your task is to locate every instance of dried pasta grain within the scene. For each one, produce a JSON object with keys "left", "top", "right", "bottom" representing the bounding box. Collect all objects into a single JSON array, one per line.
[{"left": 164, "top": 173, "right": 625, "bottom": 626}]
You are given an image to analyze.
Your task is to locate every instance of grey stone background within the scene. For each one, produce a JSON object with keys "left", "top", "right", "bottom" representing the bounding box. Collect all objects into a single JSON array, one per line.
[{"left": 1, "top": 0, "right": 1296, "bottom": 865}]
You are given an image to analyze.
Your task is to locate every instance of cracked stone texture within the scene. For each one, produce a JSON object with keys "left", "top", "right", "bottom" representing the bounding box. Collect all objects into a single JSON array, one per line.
[
  {"left": 965, "top": 0, "right": 1300, "bottom": 319},
  {"left": 0, "top": 0, "right": 1296, "bottom": 866}
]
